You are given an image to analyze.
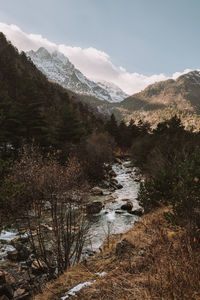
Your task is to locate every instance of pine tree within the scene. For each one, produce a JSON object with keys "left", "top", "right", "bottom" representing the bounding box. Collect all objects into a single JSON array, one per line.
[
  {"left": 105, "top": 114, "right": 119, "bottom": 143},
  {"left": 56, "top": 103, "right": 84, "bottom": 147}
]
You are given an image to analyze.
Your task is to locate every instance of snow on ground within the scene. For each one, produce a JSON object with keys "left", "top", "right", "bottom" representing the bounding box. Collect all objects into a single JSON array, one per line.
[
  {"left": 61, "top": 281, "right": 95, "bottom": 299},
  {"left": 61, "top": 272, "right": 107, "bottom": 299}
]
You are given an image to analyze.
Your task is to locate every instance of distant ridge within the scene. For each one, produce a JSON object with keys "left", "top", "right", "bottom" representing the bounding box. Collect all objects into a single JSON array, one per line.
[{"left": 120, "top": 70, "right": 200, "bottom": 112}]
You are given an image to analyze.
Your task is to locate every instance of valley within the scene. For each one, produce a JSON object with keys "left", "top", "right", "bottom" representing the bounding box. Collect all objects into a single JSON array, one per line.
[{"left": 0, "top": 21, "right": 200, "bottom": 300}]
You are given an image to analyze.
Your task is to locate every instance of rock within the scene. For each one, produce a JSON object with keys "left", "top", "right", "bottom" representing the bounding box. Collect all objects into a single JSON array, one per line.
[
  {"left": 116, "top": 184, "right": 123, "bottom": 189},
  {"left": 134, "top": 178, "right": 141, "bottom": 182},
  {"left": 99, "top": 181, "right": 110, "bottom": 189},
  {"left": 116, "top": 238, "right": 135, "bottom": 257},
  {"left": 0, "top": 284, "right": 13, "bottom": 299},
  {"left": 104, "top": 164, "right": 112, "bottom": 172},
  {"left": 138, "top": 249, "right": 145, "bottom": 256},
  {"left": 13, "top": 288, "right": 26, "bottom": 298},
  {"left": 86, "top": 202, "right": 103, "bottom": 214},
  {"left": 108, "top": 170, "right": 116, "bottom": 178},
  {"left": 83, "top": 249, "right": 96, "bottom": 257},
  {"left": 121, "top": 202, "right": 133, "bottom": 212},
  {"left": 90, "top": 187, "right": 104, "bottom": 196},
  {"left": 110, "top": 178, "right": 122, "bottom": 190},
  {"left": 115, "top": 210, "right": 124, "bottom": 214},
  {"left": 126, "top": 170, "right": 132, "bottom": 174},
  {"left": 31, "top": 259, "right": 47, "bottom": 275},
  {"left": 0, "top": 271, "right": 6, "bottom": 285},
  {"left": 7, "top": 250, "right": 18, "bottom": 261},
  {"left": 130, "top": 208, "right": 143, "bottom": 216},
  {"left": 125, "top": 162, "right": 134, "bottom": 168},
  {"left": 114, "top": 158, "right": 122, "bottom": 164},
  {"left": 110, "top": 178, "right": 118, "bottom": 185}
]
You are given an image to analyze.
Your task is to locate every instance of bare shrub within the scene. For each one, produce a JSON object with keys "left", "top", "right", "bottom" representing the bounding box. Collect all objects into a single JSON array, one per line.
[{"left": 5, "top": 144, "right": 88, "bottom": 276}]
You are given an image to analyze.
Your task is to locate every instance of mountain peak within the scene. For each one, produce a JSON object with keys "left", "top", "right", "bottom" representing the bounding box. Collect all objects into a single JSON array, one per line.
[
  {"left": 52, "top": 50, "right": 70, "bottom": 65},
  {"left": 177, "top": 70, "right": 200, "bottom": 83},
  {"left": 27, "top": 47, "right": 127, "bottom": 102},
  {"left": 36, "top": 47, "right": 51, "bottom": 58}
]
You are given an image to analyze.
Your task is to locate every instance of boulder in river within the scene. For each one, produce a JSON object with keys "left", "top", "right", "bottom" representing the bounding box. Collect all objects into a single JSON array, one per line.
[
  {"left": 86, "top": 201, "right": 103, "bottom": 214},
  {"left": 126, "top": 170, "right": 132, "bottom": 174},
  {"left": 116, "top": 183, "right": 123, "bottom": 189},
  {"left": 90, "top": 187, "right": 104, "bottom": 196},
  {"left": 130, "top": 208, "right": 143, "bottom": 216},
  {"left": 125, "top": 162, "right": 134, "bottom": 168},
  {"left": 121, "top": 202, "right": 133, "bottom": 212},
  {"left": 114, "top": 158, "right": 122, "bottom": 164},
  {"left": 115, "top": 210, "right": 124, "bottom": 214},
  {"left": 108, "top": 170, "right": 116, "bottom": 178}
]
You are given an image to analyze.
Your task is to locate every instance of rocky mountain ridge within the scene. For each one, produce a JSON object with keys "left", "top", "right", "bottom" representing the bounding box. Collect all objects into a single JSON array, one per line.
[
  {"left": 120, "top": 70, "right": 200, "bottom": 112},
  {"left": 27, "top": 48, "right": 128, "bottom": 103}
]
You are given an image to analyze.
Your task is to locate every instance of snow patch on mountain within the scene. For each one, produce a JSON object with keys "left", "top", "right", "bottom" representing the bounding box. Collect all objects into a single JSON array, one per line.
[
  {"left": 27, "top": 48, "right": 127, "bottom": 102},
  {"left": 97, "top": 80, "right": 129, "bottom": 102}
]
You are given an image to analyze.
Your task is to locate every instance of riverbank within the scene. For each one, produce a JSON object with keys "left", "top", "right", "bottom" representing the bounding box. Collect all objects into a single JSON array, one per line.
[
  {"left": 0, "top": 158, "right": 141, "bottom": 299},
  {"left": 33, "top": 207, "right": 200, "bottom": 300}
]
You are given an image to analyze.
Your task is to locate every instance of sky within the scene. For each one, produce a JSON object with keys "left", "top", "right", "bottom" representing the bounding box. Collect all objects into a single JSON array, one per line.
[{"left": 0, "top": 0, "right": 199, "bottom": 94}]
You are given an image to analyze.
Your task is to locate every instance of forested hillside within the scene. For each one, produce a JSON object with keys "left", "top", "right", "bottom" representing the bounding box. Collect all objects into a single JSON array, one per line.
[
  {"left": 0, "top": 33, "right": 105, "bottom": 156},
  {"left": 116, "top": 71, "right": 200, "bottom": 130}
]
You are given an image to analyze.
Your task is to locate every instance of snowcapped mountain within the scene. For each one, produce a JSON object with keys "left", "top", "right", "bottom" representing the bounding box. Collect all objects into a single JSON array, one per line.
[
  {"left": 97, "top": 81, "right": 128, "bottom": 102},
  {"left": 27, "top": 47, "right": 128, "bottom": 102}
]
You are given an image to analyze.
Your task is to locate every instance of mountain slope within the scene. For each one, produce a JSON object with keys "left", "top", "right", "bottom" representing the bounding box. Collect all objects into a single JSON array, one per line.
[
  {"left": 120, "top": 71, "right": 200, "bottom": 112},
  {"left": 0, "top": 33, "right": 104, "bottom": 149},
  {"left": 27, "top": 48, "right": 127, "bottom": 103},
  {"left": 97, "top": 80, "right": 128, "bottom": 102},
  {"left": 114, "top": 70, "right": 200, "bottom": 130}
]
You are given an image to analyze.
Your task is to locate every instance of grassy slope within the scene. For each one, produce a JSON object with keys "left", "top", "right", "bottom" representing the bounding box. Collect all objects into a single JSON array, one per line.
[{"left": 33, "top": 207, "right": 200, "bottom": 300}]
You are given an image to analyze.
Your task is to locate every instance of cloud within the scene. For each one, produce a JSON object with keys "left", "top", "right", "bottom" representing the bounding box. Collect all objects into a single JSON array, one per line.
[{"left": 0, "top": 22, "right": 194, "bottom": 95}]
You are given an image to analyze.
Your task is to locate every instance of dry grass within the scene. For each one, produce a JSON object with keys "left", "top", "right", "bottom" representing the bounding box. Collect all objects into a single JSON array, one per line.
[{"left": 33, "top": 207, "right": 200, "bottom": 300}]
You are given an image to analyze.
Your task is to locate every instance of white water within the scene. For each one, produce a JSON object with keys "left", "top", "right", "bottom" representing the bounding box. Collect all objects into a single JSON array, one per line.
[
  {"left": 84, "top": 160, "right": 140, "bottom": 252},
  {"left": 0, "top": 160, "right": 140, "bottom": 262},
  {"left": 0, "top": 230, "right": 18, "bottom": 241}
]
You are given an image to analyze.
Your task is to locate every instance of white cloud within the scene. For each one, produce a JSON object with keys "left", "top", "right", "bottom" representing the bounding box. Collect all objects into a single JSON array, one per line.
[{"left": 0, "top": 22, "right": 195, "bottom": 95}]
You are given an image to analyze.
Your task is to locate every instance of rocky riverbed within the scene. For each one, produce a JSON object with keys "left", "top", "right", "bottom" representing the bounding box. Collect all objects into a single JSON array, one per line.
[
  {"left": 0, "top": 158, "right": 141, "bottom": 299},
  {"left": 83, "top": 158, "right": 141, "bottom": 255}
]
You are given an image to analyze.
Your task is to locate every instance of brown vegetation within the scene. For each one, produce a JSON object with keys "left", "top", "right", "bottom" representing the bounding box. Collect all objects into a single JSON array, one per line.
[
  {"left": 1, "top": 145, "right": 89, "bottom": 277},
  {"left": 33, "top": 207, "right": 200, "bottom": 300}
]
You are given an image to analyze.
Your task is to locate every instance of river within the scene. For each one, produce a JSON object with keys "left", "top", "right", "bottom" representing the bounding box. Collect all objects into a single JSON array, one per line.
[
  {"left": 84, "top": 160, "right": 140, "bottom": 254},
  {"left": 0, "top": 159, "right": 140, "bottom": 261}
]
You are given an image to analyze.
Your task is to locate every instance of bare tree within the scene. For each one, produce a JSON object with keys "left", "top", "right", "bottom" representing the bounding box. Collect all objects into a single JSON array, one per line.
[{"left": 9, "top": 145, "right": 89, "bottom": 277}]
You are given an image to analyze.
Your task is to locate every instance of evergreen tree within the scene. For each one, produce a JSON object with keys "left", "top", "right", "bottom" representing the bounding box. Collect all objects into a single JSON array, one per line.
[
  {"left": 0, "top": 92, "right": 21, "bottom": 152},
  {"left": 56, "top": 103, "right": 84, "bottom": 147},
  {"left": 105, "top": 114, "right": 119, "bottom": 143}
]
